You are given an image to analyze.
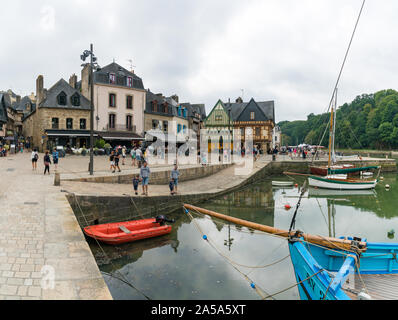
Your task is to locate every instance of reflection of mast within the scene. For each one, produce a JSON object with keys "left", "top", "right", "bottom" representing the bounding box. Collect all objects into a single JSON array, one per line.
[
  {"left": 327, "top": 199, "right": 336, "bottom": 238},
  {"left": 224, "top": 195, "right": 234, "bottom": 251}
]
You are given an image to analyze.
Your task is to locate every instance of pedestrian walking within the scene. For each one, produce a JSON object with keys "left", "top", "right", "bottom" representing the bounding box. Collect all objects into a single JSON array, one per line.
[
  {"left": 140, "top": 161, "right": 150, "bottom": 196},
  {"left": 132, "top": 174, "right": 140, "bottom": 196},
  {"left": 31, "top": 148, "right": 39, "bottom": 171},
  {"left": 122, "top": 146, "right": 126, "bottom": 165},
  {"left": 114, "top": 151, "right": 121, "bottom": 173},
  {"left": 52, "top": 148, "right": 59, "bottom": 171},
  {"left": 110, "top": 150, "right": 116, "bottom": 173},
  {"left": 43, "top": 151, "right": 51, "bottom": 175},
  {"left": 131, "top": 147, "right": 136, "bottom": 167},
  {"left": 136, "top": 147, "right": 143, "bottom": 168},
  {"left": 169, "top": 180, "right": 175, "bottom": 195},
  {"left": 171, "top": 165, "right": 180, "bottom": 194}
]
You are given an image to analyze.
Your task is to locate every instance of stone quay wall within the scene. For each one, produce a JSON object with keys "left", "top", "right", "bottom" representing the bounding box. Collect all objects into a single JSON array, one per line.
[
  {"left": 63, "top": 163, "right": 232, "bottom": 185},
  {"left": 67, "top": 158, "right": 397, "bottom": 228}
]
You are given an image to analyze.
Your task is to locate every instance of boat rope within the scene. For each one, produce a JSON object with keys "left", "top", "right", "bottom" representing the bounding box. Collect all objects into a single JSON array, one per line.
[
  {"left": 184, "top": 208, "right": 276, "bottom": 300},
  {"left": 288, "top": 180, "right": 308, "bottom": 233},
  {"left": 72, "top": 192, "right": 152, "bottom": 300},
  {"left": 100, "top": 271, "right": 153, "bottom": 300},
  {"left": 262, "top": 268, "right": 326, "bottom": 300},
  {"left": 312, "top": 0, "right": 367, "bottom": 162},
  {"left": 314, "top": 197, "right": 331, "bottom": 232}
]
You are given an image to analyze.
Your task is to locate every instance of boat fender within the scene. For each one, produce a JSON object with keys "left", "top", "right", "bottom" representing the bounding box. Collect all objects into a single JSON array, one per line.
[
  {"left": 386, "top": 184, "right": 391, "bottom": 189},
  {"left": 295, "top": 184, "right": 299, "bottom": 188},
  {"left": 285, "top": 204, "right": 292, "bottom": 210},
  {"left": 250, "top": 283, "right": 256, "bottom": 289},
  {"left": 358, "top": 292, "right": 372, "bottom": 300},
  {"left": 203, "top": 235, "right": 208, "bottom": 241}
]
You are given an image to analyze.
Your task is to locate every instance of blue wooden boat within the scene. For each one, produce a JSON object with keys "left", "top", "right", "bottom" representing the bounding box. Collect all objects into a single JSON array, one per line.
[
  {"left": 183, "top": 204, "right": 398, "bottom": 301},
  {"left": 289, "top": 235, "right": 398, "bottom": 300}
]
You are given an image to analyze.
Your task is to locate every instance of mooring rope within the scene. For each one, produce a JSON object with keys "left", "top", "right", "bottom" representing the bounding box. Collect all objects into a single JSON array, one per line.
[{"left": 72, "top": 193, "right": 152, "bottom": 300}]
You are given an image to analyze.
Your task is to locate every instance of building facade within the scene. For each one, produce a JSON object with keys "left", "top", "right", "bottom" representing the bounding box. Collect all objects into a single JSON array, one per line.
[
  {"left": 0, "top": 93, "right": 9, "bottom": 142},
  {"left": 144, "top": 91, "right": 190, "bottom": 145},
  {"left": 79, "top": 62, "right": 146, "bottom": 146},
  {"left": 22, "top": 76, "right": 92, "bottom": 151},
  {"left": 203, "top": 97, "right": 275, "bottom": 153}
]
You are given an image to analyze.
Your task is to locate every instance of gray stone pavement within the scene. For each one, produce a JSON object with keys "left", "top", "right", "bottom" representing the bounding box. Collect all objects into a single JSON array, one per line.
[{"left": 0, "top": 152, "right": 112, "bottom": 300}]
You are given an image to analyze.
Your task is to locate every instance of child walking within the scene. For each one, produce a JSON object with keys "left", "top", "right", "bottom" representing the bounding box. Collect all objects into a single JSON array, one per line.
[
  {"left": 132, "top": 175, "right": 140, "bottom": 196},
  {"left": 44, "top": 151, "right": 51, "bottom": 175}
]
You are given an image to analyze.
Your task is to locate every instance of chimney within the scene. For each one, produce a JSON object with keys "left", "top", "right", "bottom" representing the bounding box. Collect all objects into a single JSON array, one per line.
[
  {"left": 236, "top": 97, "right": 243, "bottom": 104},
  {"left": 36, "top": 75, "right": 44, "bottom": 105},
  {"left": 171, "top": 94, "right": 179, "bottom": 103},
  {"left": 69, "top": 74, "right": 77, "bottom": 89},
  {"left": 81, "top": 64, "right": 91, "bottom": 100}
]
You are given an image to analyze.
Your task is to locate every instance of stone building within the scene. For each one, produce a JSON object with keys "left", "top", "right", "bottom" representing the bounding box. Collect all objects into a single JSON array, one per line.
[
  {"left": 0, "top": 93, "right": 9, "bottom": 142},
  {"left": 22, "top": 75, "right": 92, "bottom": 151},
  {"left": 144, "top": 90, "right": 191, "bottom": 146},
  {"left": 203, "top": 97, "right": 275, "bottom": 153},
  {"left": 179, "top": 102, "right": 206, "bottom": 147},
  {"left": 78, "top": 62, "right": 146, "bottom": 146},
  {"left": 272, "top": 125, "right": 282, "bottom": 150}
]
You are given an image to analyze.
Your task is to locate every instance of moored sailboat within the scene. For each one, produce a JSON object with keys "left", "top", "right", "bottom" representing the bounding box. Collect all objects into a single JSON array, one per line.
[{"left": 308, "top": 89, "right": 380, "bottom": 190}]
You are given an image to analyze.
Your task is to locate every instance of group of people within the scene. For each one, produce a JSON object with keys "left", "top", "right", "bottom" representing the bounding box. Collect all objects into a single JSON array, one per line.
[
  {"left": 131, "top": 162, "right": 180, "bottom": 197},
  {"left": 31, "top": 148, "right": 59, "bottom": 174}
]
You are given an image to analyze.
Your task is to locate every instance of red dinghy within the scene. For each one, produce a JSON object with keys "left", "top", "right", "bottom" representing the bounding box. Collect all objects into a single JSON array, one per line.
[{"left": 84, "top": 218, "right": 172, "bottom": 245}]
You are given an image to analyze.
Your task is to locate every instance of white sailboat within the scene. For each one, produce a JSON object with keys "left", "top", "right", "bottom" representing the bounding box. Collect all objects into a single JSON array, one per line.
[{"left": 308, "top": 89, "right": 380, "bottom": 190}]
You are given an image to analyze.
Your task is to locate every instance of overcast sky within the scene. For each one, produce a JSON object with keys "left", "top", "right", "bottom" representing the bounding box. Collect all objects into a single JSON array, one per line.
[{"left": 1, "top": 0, "right": 397, "bottom": 122}]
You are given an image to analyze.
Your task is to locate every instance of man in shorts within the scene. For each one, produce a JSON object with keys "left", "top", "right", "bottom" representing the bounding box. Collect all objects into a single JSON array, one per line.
[{"left": 140, "top": 161, "right": 150, "bottom": 196}]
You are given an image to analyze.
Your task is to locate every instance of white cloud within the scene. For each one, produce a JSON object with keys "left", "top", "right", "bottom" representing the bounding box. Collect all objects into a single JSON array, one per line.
[{"left": 1, "top": 0, "right": 398, "bottom": 123}]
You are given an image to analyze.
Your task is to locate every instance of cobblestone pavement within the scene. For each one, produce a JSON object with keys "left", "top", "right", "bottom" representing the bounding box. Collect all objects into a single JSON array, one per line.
[{"left": 0, "top": 152, "right": 112, "bottom": 300}]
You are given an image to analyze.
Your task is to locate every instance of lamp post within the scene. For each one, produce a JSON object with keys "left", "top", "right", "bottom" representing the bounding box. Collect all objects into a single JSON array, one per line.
[{"left": 81, "top": 44, "right": 99, "bottom": 176}]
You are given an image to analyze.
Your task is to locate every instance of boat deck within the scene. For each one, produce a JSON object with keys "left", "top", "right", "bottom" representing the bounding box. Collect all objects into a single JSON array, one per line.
[{"left": 343, "top": 274, "right": 398, "bottom": 300}]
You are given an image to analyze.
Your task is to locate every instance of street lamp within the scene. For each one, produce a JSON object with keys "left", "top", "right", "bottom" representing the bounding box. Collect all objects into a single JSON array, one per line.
[{"left": 81, "top": 44, "right": 100, "bottom": 176}]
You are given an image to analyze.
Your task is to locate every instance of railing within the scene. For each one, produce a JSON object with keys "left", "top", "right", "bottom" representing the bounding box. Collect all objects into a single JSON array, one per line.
[{"left": 106, "top": 124, "right": 136, "bottom": 133}]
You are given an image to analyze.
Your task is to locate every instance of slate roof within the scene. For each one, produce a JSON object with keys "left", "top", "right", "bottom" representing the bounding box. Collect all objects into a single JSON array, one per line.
[
  {"left": 0, "top": 93, "right": 10, "bottom": 124},
  {"left": 40, "top": 79, "right": 91, "bottom": 110},
  {"left": 11, "top": 96, "right": 35, "bottom": 114},
  {"left": 224, "top": 99, "right": 275, "bottom": 122},
  {"left": 180, "top": 103, "right": 207, "bottom": 120},
  {"left": 94, "top": 62, "right": 145, "bottom": 90},
  {"left": 145, "top": 90, "right": 183, "bottom": 118}
]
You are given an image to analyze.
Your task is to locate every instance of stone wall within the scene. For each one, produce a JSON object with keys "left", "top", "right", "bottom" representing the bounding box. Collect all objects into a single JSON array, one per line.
[
  {"left": 67, "top": 158, "right": 397, "bottom": 228},
  {"left": 63, "top": 163, "right": 232, "bottom": 185}
]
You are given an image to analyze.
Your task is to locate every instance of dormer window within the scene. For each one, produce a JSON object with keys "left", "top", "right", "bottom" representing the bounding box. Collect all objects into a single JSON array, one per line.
[
  {"left": 57, "top": 92, "right": 67, "bottom": 106},
  {"left": 109, "top": 73, "right": 116, "bottom": 84},
  {"left": 71, "top": 93, "right": 80, "bottom": 107},
  {"left": 127, "top": 77, "right": 133, "bottom": 88}
]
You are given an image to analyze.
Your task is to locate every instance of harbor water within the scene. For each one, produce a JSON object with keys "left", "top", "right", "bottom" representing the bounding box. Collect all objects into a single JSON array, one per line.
[{"left": 88, "top": 173, "right": 398, "bottom": 300}]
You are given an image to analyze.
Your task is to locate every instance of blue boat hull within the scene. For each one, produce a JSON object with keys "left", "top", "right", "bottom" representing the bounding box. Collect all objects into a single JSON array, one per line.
[{"left": 289, "top": 239, "right": 398, "bottom": 300}]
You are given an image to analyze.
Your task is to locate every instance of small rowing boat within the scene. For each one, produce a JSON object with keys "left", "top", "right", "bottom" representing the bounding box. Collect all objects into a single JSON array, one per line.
[
  {"left": 272, "top": 181, "right": 294, "bottom": 187},
  {"left": 84, "top": 216, "right": 173, "bottom": 245}
]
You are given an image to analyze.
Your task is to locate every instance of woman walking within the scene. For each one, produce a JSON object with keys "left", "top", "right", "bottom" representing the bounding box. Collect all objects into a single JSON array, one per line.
[
  {"left": 31, "top": 148, "right": 39, "bottom": 171},
  {"left": 44, "top": 151, "right": 51, "bottom": 175}
]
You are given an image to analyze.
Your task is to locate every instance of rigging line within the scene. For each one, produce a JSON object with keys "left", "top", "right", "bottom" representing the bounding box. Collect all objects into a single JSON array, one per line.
[
  {"left": 262, "top": 269, "right": 326, "bottom": 300},
  {"left": 289, "top": 180, "right": 308, "bottom": 233},
  {"left": 185, "top": 210, "right": 273, "bottom": 300},
  {"left": 101, "top": 271, "right": 152, "bottom": 300},
  {"left": 314, "top": 197, "right": 331, "bottom": 232},
  {"left": 312, "top": 0, "right": 367, "bottom": 161},
  {"left": 72, "top": 193, "right": 152, "bottom": 300}
]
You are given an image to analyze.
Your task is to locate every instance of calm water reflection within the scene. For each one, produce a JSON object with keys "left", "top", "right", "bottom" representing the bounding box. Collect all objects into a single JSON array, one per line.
[{"left": 89, "top": 173, "right": 398, "bottom": 300}]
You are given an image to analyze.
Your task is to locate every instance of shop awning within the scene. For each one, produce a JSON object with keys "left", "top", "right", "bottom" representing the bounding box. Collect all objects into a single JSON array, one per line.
[
  {"left": 45, "top": 130, "right": 99, "bottom": 137},
  {"left": 98, "top": 131, "right": 144, "bottom": 141}
]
